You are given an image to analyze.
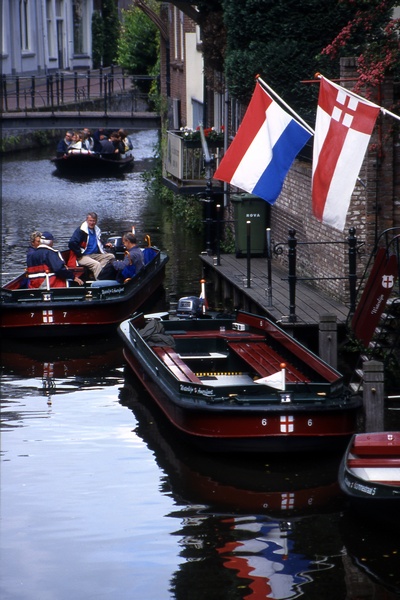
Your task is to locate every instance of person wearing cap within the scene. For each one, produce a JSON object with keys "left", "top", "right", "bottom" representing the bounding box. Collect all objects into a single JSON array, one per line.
[
  {"left": 68, "top": 212, "right": 114, "bottom": 279},
  {"left": 26, "top": 231, "right": 84, "bottom": 288}
]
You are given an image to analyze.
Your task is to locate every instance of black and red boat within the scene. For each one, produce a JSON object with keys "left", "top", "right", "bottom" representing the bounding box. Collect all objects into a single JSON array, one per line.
[
  {"left": 1, "top": 243, "right": 168, "bottom": 338},
  {"left": 118, "top": 310, "right": 362, "bottom": 453},
  {"left": 51, "top": 151, "right": 134, "bottom": 176},
  {"left": 338, "top": 431, "right": 400, "bottom": 522}
]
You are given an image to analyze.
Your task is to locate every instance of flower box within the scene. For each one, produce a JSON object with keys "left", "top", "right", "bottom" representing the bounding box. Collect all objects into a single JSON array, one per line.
[{"left": 164, "top": 130, "right": 225, "bottom": 183}]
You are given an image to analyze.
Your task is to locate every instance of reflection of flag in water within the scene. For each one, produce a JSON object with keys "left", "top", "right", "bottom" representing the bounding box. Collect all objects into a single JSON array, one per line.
[
  {"left": 214, "top": 81, "right": 312, "bottom": 204},
  {"left": 217, "top": 516, "right": 313, "bottom": 598},
  {"left": 312, "top": 76, "right": 380, "bottom": 231}
]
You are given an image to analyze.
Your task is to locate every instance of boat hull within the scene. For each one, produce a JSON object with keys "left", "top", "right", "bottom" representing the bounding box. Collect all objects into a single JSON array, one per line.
[
  {"left": 339, "top": 432, "right": 400, "bottom": 522},
  {"left": 1, "top": 250, "right": 168, "bottom": 337},
  {"left": 51, "top": 153, "right": 134, "bottom": 175},
  {"left": 119, "top": 312, "right": 362, "bottom": 453}
]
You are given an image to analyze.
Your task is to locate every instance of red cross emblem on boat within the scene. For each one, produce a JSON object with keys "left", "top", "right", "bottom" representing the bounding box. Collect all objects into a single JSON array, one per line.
[
  {"left": 280, "top": 415, "right": 294, "bottom": 433},
  {"left": 281, "top": 492, "right": 295, "bottom": 510},
  {"left": 382, "top": 274, "right": 394, "bottom": 289},
  {"left": 42, "top": 310, "right": 54, "bottom": 323}
]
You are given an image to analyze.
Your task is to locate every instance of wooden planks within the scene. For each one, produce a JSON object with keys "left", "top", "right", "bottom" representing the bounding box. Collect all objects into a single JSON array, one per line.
[
  {"left": 200, "top": 254, "right": 349, "bottom": 327},
  {"left": 228, "top": 341, "right": 310, "bottom": 383},
  {"left": 153, "top": 346, "right": 202, "bottom": 383}
]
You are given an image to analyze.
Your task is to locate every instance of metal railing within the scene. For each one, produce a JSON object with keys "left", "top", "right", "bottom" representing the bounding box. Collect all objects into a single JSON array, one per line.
[{"left": 1, "top": 66, "right": 157, "bottom": 115}]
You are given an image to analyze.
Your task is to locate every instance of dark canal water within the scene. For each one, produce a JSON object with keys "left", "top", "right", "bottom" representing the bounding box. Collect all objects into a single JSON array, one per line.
[{"left": 1, "top": 133, "right": 399, "bottom": 600}]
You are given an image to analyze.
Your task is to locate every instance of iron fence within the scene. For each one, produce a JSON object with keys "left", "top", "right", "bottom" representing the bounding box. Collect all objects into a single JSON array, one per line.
[{"left": 1, "top": 66, "right": 157, "bottom": 115}]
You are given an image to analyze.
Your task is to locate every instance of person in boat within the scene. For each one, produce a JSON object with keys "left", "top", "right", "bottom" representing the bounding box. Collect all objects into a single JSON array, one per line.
[
  {"left": 26, "top": 230, "right": 42, "bottom": 260},
  {"left": 26, "top": 232, "right": 84, "bottom": 288},
  {"left": 99, "top": 131, "right": 124, "bottom": 159},
  {"left": 68, "top": 132, "right": 90, "bottom": 154},
  {"left": 111, "top": 233, "right": 144, "bottom": 282},
  {"left": 56, "top": 131, "right": 73, "bottom": 156},
  {"left": 118, "top": 129, "right": 133, "bottom": 154},
  {"left": 68, "top": 212, "right": 114, "bottom": 280},
  {"left": 93, "top": 128, "right": 107, "bottom": 153},
  {"left": 82, "top": 128, "right": 94, "bottom": 151}
]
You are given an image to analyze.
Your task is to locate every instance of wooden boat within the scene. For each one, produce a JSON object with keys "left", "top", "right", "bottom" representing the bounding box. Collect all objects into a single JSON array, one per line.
[
  {"left": 118, "top": 310, "right": 362, "bottom": 453},
  {"left": 338, "top": 431, "right": 400, "bottom": 521},
  {"left": 51, "top": 151, "right": 134, "bottom": 175},
  {"left": 1, "top": 244, "right": 168, "bottom": 338}
]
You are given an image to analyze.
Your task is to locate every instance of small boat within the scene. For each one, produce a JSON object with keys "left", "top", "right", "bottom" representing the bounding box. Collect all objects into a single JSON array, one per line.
[
  {"left": 51, "top": 151, "right": 134, "bottom": 176},
  {"left": 1, "top": 241, "right": 169, "bottom": 338},
  {"left": 338, "top": 431, "right": 400, "bottom": 521},
  {"left": 118, "top": 310, "right": 362, "bottom": 453}
]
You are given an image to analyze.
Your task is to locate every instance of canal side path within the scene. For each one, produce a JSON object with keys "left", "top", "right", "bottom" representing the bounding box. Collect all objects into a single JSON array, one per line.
[{"left": 200, "top": 253, "right": 349, "bottom": 332}]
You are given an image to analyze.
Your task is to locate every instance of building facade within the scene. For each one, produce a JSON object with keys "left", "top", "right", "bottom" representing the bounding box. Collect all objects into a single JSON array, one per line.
[{"left": 1, "top": 0, "right": 94, "bottom": 75}]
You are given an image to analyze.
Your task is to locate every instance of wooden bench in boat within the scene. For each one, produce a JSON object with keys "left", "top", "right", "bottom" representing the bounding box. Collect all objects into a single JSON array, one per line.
[
  {"left": 348, "top": 457, "right": 400, "bottom": 468},
  {"left": 227, "top": 341, "right": 310, "bottom": 383},
  {"left": 353, "top": 433, "right": 400, "bottom": 456},
  {"left": 171, "top": 330, "right": 266, "bottom": 341},
  {"left": 153, "top": 346, "right": 202, "bottom": 384}
]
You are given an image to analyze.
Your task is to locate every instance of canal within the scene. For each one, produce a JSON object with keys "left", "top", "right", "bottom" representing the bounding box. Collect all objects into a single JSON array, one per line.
[{"left": 1, "top": 133, "right": 399, "bottom": 600}]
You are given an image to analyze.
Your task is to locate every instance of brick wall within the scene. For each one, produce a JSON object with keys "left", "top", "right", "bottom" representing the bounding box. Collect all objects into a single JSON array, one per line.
[{"left": 269, "top": 59, "right": 399, "bottom": 304}]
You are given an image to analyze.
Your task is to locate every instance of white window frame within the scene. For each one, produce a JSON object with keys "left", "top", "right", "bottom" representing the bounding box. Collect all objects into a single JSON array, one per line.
[{"left": 20, "top": 0, "right": 31, "bottom": 52}]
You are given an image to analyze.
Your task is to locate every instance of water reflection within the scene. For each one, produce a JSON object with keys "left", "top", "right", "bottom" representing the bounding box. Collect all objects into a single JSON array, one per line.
[
  {"left": 2, "top": 138, "right": 399, "bottom": 600},
  {"left": 119, "top": 372, "right": 399, "bottom": 599}
]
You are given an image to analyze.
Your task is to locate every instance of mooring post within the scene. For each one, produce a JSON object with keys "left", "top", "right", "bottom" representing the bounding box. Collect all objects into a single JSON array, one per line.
[
  {"left": 318, "top": 314, "right": 337, "bottom": 369},
  {"left": 288, "top": 229, "right": 297, "bottom": 322},
  {"left": 246, "top": 220, "right": 251, "bottom": 288},
  {"left": 348, "top": 227, "right": 357, "bottom": 315},
  {"left": 363, "top": 360, "right": 385, "bottom": 432}
]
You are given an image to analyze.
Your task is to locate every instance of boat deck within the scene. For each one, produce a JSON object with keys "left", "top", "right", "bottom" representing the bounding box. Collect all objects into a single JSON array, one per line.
[{"left": 150, "top": 324, "right": 335, "bottom": 389}]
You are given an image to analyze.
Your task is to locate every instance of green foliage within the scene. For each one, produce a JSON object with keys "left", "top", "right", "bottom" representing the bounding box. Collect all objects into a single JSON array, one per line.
[
  {"left": 142, "top": 140, "right": 203, "bottom": 232},
  {"left": 102, "top": 0, "right": 120, "bottom": 67},
  {"left": 321, "top": 0, "right": 400, "bottom": 90},
  {"left": 117, "top": 6, "right": 159, "bottom": 78},
  {"left": 92, "top": 11, "right": 105, "bottom": 69},
  {"left": 222, "top": 0, "right": 358, "bottom": 122},
  {"left": 91, "top": 1, "right": 119, "bottom": 68}
]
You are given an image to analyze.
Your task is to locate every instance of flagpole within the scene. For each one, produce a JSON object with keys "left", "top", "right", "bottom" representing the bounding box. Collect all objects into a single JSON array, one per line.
[
  {"left": 315, "top": 73, "right": 400, "bottom": 123},
  {"left": 256, "top": 74, "right": 315, "bottom": 135}
]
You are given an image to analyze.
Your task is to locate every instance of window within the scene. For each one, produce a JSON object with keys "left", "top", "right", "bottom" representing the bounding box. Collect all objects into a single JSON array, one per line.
[
  {"left": 46, "top": 0, "right": 55, "bottom": 57},
  {"left": 72, "top": 0, "right": 86, "bottom": 54},
  {"left": 20, "top": 0, "right": 30, "bottom": 51}
]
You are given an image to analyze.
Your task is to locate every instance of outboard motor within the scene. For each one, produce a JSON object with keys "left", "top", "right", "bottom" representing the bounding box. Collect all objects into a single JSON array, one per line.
[
  {"left": 176, "top": 296, "right": 204, "bottom": 319},
  {"left": 107, "top": 236, "right": 124, "bottom": 259}
]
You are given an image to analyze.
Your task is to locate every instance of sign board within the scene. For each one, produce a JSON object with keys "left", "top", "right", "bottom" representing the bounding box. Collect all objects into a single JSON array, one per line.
[{"left": 351, "top": 248, "right": 398, "bottom": 347}]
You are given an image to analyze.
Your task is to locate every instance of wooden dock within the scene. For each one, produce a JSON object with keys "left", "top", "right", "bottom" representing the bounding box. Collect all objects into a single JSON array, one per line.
[{"left": 200, "top": 253, "right": 350, "bottom": 334}]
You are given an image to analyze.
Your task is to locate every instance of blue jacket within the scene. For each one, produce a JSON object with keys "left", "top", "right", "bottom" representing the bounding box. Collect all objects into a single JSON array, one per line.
[
  {"left": 69, "top": 221, "right": 107, "bottom": 258},
  {"left": 27, "top": 244, "right": 75, "bottom": 281}
]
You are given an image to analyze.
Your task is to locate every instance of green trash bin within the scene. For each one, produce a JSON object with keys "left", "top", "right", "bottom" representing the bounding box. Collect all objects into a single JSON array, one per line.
[{"left": 231, "top": 193, "right": 269, "bottom": 257}]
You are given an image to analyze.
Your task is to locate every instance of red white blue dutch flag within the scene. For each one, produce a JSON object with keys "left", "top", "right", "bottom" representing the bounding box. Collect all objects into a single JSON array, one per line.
[{"left": 214, "top": 81, "right": 312, "bottom": 204}]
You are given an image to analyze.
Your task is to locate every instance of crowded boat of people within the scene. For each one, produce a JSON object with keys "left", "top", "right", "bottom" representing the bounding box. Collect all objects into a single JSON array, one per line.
[{"left": 51, "top": 128, "right": 135, "bottom": 175}]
